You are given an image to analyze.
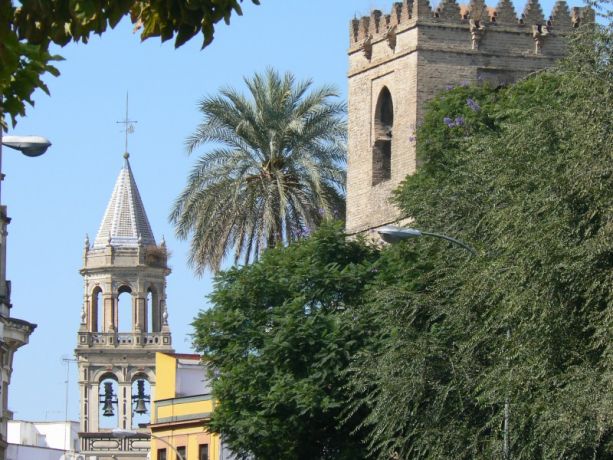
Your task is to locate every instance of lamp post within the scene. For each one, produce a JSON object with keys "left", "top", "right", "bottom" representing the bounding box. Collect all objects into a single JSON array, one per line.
[
  {"left": 111, "top": 428, "right": 185, "bottom": 460},
  {"left": 377, "top": 226, "right": 510, "bottom": 460},
  {"left": 0, "top": 115, "right": 52, "bottom": 460}
]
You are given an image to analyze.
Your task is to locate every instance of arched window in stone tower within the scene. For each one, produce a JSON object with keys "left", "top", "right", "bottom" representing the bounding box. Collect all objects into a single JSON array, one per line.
[
  {"left": 373, "top": 87, "right": 394, "bottom": 185},
  {"left": 117, "top": 285, "right": 133, "bottom": 332},
  {"left": 92, "top": 286, "right": 102, "bottom": 332},
  {"left": 146, "top": 286, "right": 158, "bottom": 333}
]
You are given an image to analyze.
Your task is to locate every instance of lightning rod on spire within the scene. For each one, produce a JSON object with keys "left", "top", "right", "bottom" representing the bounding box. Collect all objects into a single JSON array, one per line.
[{"left": 116, "top": 92, "right": 137, "bottom": 157}]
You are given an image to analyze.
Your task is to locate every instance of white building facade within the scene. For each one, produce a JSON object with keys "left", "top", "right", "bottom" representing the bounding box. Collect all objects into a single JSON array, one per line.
[{"left": 7, "top": 420, "right": 79, "bottom": 460}]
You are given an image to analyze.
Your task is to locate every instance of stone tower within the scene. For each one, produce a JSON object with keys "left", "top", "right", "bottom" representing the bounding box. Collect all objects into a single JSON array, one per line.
[
  {"left": 346, "top": 0, "right": 591, "bottom": 234},
  {"left": 75, "top": 153, "right": 173, "bottom": 459}
]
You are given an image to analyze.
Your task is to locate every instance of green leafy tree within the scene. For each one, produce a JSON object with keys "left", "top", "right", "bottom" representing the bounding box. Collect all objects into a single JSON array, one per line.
[
  {"left": 1, "top": 0, "right": 260, "bottom": 127},
  {"left": 171, "top": 69, "right": 346, "bottom": 273},
  {"left": 349, "top": 23, "right": 613, "bottom": 459},
  {"left": 192, "top": 222, "right": 378, "bottom": 459}
]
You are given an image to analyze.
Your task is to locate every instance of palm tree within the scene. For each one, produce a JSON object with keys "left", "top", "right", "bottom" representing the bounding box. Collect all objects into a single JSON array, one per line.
[{"left": 170, "top": 69, "right": 347, "bottom": 274}]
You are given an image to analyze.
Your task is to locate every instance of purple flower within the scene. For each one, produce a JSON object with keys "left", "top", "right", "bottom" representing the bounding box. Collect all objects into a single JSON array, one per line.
[
  {"left": 446, "top": 84, "right": 455, "bottom": 91},
  {"left": 297, "top": 227, "right": 311, "bottom": 238},
  {"left": 454, "top": 116, "right": 465, "bottom": 126},
  {"left": 443, "top": 116, "right": 454, "bottom": 127},
  {"left": 466, "top": 97, "right": 480, "bottom": 112},
  {"left": 408, "top": 135, "right": 416, "bottom": 142},
  {"left": 460, "top": 81, "right": 469, "bottom": 87}
]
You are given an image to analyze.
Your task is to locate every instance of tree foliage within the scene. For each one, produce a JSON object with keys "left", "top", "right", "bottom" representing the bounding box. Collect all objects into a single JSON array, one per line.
[
  {"left": 350, "top": 23, "right": 613, "bottom": 459},
  {"left": 171, "top": 68, "right": 346, "bottom": 274},
  {"left": 192, "top": 222, "right": 378, "bottom": 459},
  {"left": 191, "top": 20, "right": 611, "bottom": 460},
  {"left": 1, "top": 0, "right": 260, "bottom": 127}
]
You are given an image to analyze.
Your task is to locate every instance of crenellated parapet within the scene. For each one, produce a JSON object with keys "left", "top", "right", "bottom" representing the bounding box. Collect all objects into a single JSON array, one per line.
[{"left": 350, "top": 0, "right": 593, "bottom": 56}]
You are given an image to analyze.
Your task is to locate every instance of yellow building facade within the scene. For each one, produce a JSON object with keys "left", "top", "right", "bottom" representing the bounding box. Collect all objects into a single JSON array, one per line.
[{"left": 150, "top": 353, "right": 227, "bottom": 460}]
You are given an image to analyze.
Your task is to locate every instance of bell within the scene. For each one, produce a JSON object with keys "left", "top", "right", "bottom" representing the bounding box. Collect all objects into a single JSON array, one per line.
[
  {"left": 134, "top": 397, "right": 148, "bottom": 414},
  {"left": 102, "top": 399, "right": 115, "bottom": 417},
  {"left": 133, "top": 379, "right": 149, "bottom": 415},
  {"left": 101, "top": 382, "right": 115, "bottom": 417}
]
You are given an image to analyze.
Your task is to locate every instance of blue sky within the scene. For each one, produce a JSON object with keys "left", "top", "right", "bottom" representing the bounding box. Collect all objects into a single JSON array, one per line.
[{"left": 7, "top": 0, "right": 580, "bottom": 422}]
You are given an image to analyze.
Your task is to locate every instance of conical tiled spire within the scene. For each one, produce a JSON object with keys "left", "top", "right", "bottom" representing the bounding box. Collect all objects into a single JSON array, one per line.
[{"left": 93, "top": 153, "right": 156, "bottom": 248}]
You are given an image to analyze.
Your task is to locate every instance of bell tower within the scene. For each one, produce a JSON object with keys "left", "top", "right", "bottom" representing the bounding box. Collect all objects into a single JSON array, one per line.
[{"left": 75, "top": 153, "right": 173, "bottom": 459}]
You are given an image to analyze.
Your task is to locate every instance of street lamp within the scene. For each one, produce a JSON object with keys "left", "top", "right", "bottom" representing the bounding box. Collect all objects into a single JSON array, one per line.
[
  {"left": 0, "top": 133, "right": 52, "bottom": 204},
  {"left": 2, "top": 135, "right": 52, "bottom": 157},
  {"left": 378, "top": 225, "right": 476, "bottom": 255},
  {"left": 111, "top": 428, "right": 185, "bottom": 460},
  {"left": 378, "top": 226, "right": 510, "bottom": 459}
]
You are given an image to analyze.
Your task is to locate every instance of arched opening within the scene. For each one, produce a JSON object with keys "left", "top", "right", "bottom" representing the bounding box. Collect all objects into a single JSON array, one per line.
[
  {"left": 373, "top": 87, "right": 394, "bottom": 185},
  {"left": 146, "top": 286, "right": 158, "bottom": 333},
  {"left": 92, "top": 286, "right": 102, "bottom": 332},
  {"left": 376, "top": 87, "right": 394, "bottom": 133},
  {"left": 117, "top": 285, "right": 133, "bottom": 332},
  {"left": 131, "top": 375, "right": 151, "bottom": 428},
  {"left": 99, "top": 374, "right": 119, "bottom": 429}
]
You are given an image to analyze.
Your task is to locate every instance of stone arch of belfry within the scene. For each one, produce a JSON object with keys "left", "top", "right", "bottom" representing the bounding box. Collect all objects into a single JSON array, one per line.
[{"left": 75, "top": 154, "right": 173, "bottom": 459}]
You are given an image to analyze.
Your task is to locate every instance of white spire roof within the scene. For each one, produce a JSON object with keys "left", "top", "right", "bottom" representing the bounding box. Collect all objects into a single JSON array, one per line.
[{"left": 93, "top": 154, "right": 156, "bottom": 248}]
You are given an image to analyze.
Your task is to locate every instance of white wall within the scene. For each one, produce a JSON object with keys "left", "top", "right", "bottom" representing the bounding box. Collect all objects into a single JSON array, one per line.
[
  {"left": 7, "top": 420, "right": 79, "bottom": 451},
  {"left": 176, "top": 363, "right": 210, "bottom": 397},
  {"left": 7, "top": 443, "right": 63, "bottom": 460}
]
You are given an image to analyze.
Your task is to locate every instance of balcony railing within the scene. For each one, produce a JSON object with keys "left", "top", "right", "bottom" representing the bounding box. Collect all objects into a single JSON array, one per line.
[
  {"left": 77, "top": 331, "right": 172, "bottom": 348},
  {"left": 80, "top": 432, "right": 150, "bottom": 454}
]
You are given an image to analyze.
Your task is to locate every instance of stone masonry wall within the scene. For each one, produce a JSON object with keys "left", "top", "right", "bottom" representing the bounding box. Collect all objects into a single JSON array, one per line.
[{"left": 346, "top": 0, "right": 592, "bottom": 235}]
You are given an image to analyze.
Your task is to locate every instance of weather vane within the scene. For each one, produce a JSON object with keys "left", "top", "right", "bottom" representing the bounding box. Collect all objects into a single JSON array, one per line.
[{"left": 116, "top": 92, "right": 137, "bottom": 156}]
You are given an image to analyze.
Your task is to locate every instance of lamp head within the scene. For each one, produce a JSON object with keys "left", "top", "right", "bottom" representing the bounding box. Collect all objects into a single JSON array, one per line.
[
  {"left": 2, "top": 135, "right": 52, "bottom": 157},
  {"left": 377, "top": 226, "right": 423, "bottom": 244}
]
